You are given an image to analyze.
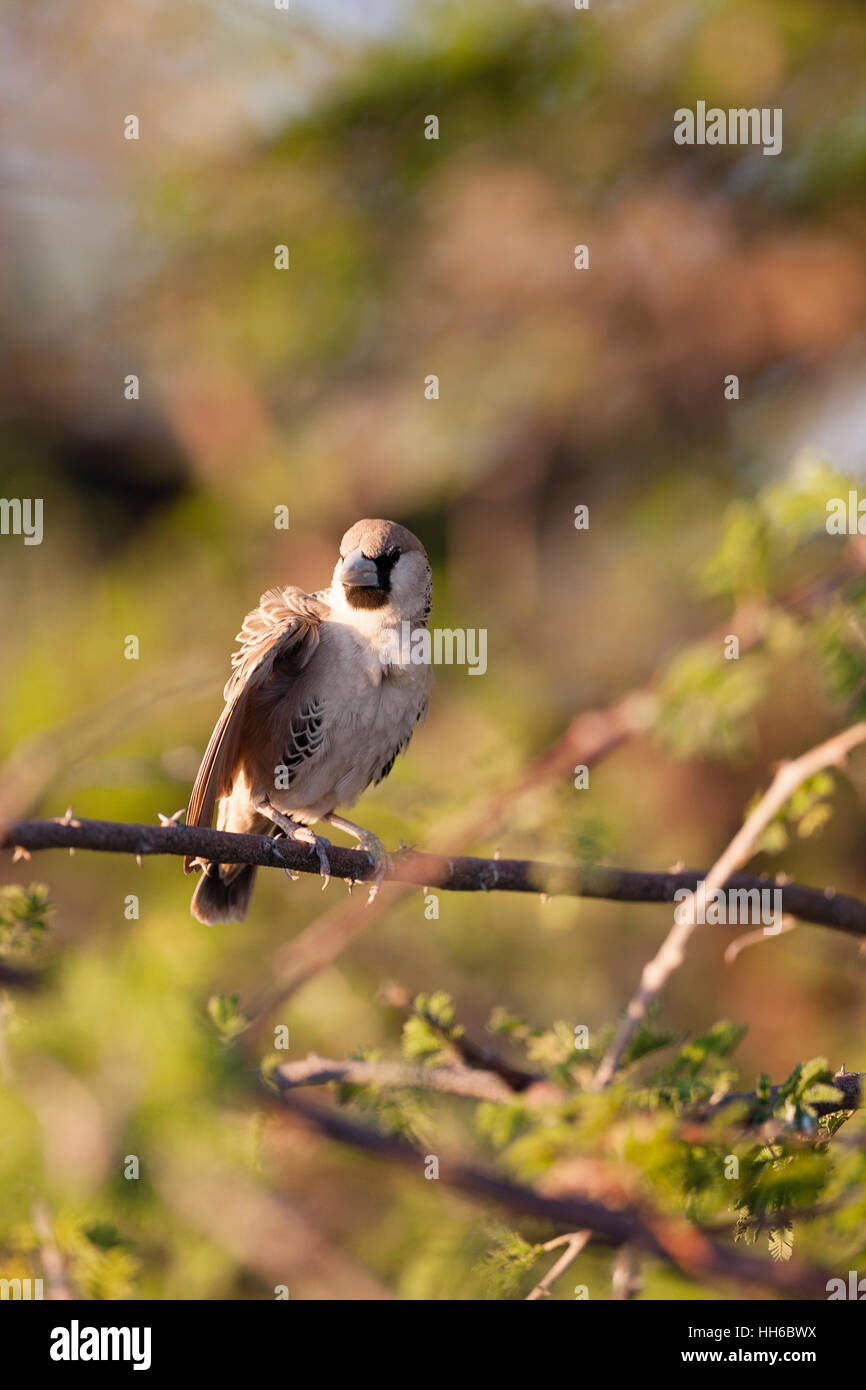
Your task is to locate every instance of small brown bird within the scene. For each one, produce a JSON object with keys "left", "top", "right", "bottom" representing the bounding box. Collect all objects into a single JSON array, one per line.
[{"left": 185, "top": 519, "right": 433, "bottom": 923}]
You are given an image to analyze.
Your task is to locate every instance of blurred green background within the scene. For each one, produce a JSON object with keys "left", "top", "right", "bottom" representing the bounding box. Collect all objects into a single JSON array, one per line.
[{"left": 2, "top": 0, "right": 866, "bottom": 1299}]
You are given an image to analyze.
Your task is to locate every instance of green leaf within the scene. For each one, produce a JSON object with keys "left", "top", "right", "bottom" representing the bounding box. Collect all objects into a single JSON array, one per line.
[
  {"left": 207, "top": 993, "right": 247, "bottom": 1042},
  {"left": 0, "top": 883, "right": 52, "bottom": 953}
]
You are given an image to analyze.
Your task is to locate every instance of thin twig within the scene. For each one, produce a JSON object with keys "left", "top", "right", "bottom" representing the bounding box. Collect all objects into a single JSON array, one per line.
[
  {"left": 525, "top": 1231, "right": 591, "bottom": 1300},
  {"left": 593, "top": 722, "right": 866, "bottom": 1088},
  {"left": 32, "top": 1202, "right": 74, "bottom": 1300},
  {"left": 724, "top": 916, "right": 797, "bottom": 964},
  {"left": 273, "top": 1054, "right": 517, "bottom": 1104},
  {"left": 611, "top": 1246, "right": 641, "bottom": 1300}
]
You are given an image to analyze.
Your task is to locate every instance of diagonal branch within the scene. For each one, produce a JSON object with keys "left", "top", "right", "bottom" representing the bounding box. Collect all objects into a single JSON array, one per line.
[
  {"left": 525, "top": 1232, "right": 591, "bottom": 1300},
  {"left": 593, "top": 722, "right": 866, "bottom": 1088}
]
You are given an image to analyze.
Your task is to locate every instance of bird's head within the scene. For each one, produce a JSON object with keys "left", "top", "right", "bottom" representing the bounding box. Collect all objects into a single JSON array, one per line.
[{"left": 331, "top": 519, "right": 432, "bottom": 628}]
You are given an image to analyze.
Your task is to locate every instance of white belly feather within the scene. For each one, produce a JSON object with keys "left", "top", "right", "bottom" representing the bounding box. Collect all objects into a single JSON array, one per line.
[{"left": 269, "top": 620, "right": 431, "bottom": 823}]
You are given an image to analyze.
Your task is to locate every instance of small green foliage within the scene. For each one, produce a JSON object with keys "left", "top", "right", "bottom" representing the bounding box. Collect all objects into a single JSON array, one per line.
[
  {"left": 206, "top": 993, "right": 248, "bottom": 1043},
  {"left": 818, "top": 580, "right": 866, "bottom": 718},
  {"left": 335, "top": 1049, "right": 429, "bottom": 1143},
  {"left": 482, "top": 1226, "right": 542, "bottom": 1298},
  {"left": 636, "top": 1022, "right": 745, "bottom": 1112},
  {"left": 751, "top": 772, "right": 836, "bottom": 855},
  {"left": 0, "top": 884, "right": 51, "bottom": 954},
  {"left": 475, "top": 1098, "right": 531, "bottom": 1150},
  {"left": 401, "top": 1014, "right": 448, "bottom": 1063},
  {"left": 414, "top": 990, "right": 456, "bottom": 1031},
  {"left": 487, "top": 1005, "right": 528, "bottom": 1037},
  {"left": 573, "top": 818, "right": 609, "bottom": 866},
  {"left": 654, "top": 642, "right": 769, "bottom": 760},
  {"left": 401, "top": 991, "right": 461, "bottom": 1065},
  {"left": 702, "top": 459, "right": 852, "bottom": 602},
  {"left": 83, "top": 1221, "right": 130, "bottom": 1250},
  {"left": 38, "top": 1214, "right": 141, "bottom": 1301},
  {"left": 487, "top": 1007, "right": 600, "bottom": 1084},
  {"left": 620, "top": 1017, "right": 677, "bottom": 1068},
  {"left": 654, "top": 462, "right": 866, "bottom": 760},
  {"left": 525, "top": 1020, "right": 579, "bottom": 1068},
  {"left": 702, "top": 501, "right": 773, "bottom": 601}
]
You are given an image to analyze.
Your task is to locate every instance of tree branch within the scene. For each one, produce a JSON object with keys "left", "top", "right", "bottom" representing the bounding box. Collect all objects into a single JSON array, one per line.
[
  {"left": 268, "top": 1088, "right": 834, "bottom": 1298},
  {"left": 593, "top": 722, "right": 866, "bottom": 1088},
  {"left": 4, "top": 816, "right": 866, "bottom": 942},
  {"left": 273, "top": 1052, "right": 863, "bottom": 1118},
  {"left": 273, "top": 1053, "right": 518, "bottom": 1103},
  {"left": 525, "top": 1231, "right": 591, "bottom": 1300}
]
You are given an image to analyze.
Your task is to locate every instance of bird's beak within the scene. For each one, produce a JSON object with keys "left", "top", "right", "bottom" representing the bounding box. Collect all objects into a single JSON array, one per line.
[{"left": 337, "top": 547, "right": 380, "bottom": 587}]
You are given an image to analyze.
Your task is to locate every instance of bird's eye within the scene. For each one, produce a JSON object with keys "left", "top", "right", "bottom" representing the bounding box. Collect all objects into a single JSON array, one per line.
[{"left": 387, "top": 547, "right": 401, "bottom": 562}]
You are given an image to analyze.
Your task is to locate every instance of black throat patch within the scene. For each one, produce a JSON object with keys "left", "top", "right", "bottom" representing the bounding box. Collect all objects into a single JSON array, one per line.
[
  {"left": 344, "top": 550, "right": 398, "bottom": 609},
  {"left": 345, "top": 585, "right": 389, "bottom": 609}
]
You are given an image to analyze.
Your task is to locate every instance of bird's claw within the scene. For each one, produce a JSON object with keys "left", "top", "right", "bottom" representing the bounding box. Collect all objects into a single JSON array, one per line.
[
  {"left": 357, "top": 832, "right": 391, "bottom": 905},
  {"left": 273, "top": 823, "right": 331, "bottom": 888},
  {"left": 293, "top": 828, "right": 332, "bottom": 889}
]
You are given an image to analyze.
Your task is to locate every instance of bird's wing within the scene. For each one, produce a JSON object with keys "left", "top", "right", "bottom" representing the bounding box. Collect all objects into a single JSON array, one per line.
[{"left": 184, "top": 587, "right": 327, "bottom": 866}]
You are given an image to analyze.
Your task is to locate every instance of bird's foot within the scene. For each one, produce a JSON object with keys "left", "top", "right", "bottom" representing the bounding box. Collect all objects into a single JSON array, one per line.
[
  {"left": 356, "top": 831, "right": 392, "bottom": 905},
  {"left": 290, "top": 825, "right": 332, "bottom": 890},
  {"left": 257, "top": 799, "right": 332, "bottom": 888}
]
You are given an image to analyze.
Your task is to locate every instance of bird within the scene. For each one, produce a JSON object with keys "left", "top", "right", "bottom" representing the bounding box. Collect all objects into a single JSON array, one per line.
[{"left": 184, "top": 519, "right": 433, "bottom": 924}]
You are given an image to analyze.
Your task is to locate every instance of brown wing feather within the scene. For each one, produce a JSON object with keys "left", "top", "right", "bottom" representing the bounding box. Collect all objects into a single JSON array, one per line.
[{"left": 184, "top": 587, "right": 327, "bottom": 870}]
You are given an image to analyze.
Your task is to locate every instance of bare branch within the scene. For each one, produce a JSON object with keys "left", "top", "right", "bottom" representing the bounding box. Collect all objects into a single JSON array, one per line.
[
  {"left": 3, "top": 817, "right": 866, "bottom": 944},
  {"left": 273, "top": 1053, "right": 517, "bottom": 1104},
  {"left": 593, "top": 722, "right": 866, "bottom": 1088}
]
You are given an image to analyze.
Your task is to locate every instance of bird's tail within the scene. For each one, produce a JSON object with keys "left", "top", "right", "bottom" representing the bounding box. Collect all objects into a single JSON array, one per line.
[
  {"left": 191, "top": 862, "right": 258, "bottom": 925},
  {"left": 188, "top": 793, "right": 272, "bottom": 923}
]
